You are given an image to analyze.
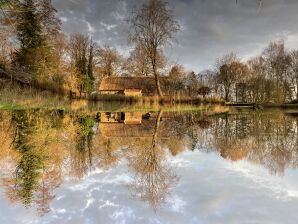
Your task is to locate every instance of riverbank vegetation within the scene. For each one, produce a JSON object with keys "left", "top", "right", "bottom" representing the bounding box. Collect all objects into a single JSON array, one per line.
[{"left": 0, "top": 78, "right": 225, "bottom": 113}]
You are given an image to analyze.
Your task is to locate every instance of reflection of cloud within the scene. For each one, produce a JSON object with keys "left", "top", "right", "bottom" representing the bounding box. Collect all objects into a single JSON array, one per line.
[
  {"left": 169, "top": 157, "right": 192, "bottom": 168},
  {"left": 68, "top": 172, "right": 131, "bottom": 192},
  {"left": 110, "top": 207, "right": 137, "bottom": 224},
  {"left": 167, "top": 195, "right": 186, "bottom": 213},
  {"left": 56, "top": 209, "right": 66, "bottom": 214},
  {"left": 226, "top": 160, "right": 298, "bottom": 200},
  {"left": 99, "top": 200, "right": 119, "bottom": 209},
  {"left": 204, "top": 191, "right": 233, "bottom": 212},
  {"left": 85, "top": 198, "right": 94, "bottom": 209}
]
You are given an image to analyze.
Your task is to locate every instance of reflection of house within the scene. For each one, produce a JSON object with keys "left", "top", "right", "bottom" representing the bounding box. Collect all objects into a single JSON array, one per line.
[
  {"left": 124, "top": 112, "right": 142, "bottom": 124},
  {"left": 99, "top": 77, "right": 157, "bottom": 96},
  {"left": 99, "top": 112, "right": 174, "bottom": 139},
  {"left": 100, "top": 112, "right": 142, "bottom": 124},
  {"left": 100, "top": 120, "right": 156, "bottom": 138},
  {"left": 101, "top": 112, "right": 125, "bottom": 123}
]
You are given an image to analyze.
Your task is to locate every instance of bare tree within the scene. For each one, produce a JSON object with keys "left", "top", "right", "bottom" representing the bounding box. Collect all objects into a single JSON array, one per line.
[
  {"left": 126, "top": 44, "right": 151, "bottom": 76},
  {"left": 262, "top": 41, "right": 291, "bottom": 103},
  {"left": 289, "top": 50, "right": 298, "bottom": 100},
  {"left": 129, "top": 0, "right": 179, "bottom": 97},
  {"left": 96, "top": 45, "right": 122, "bottom": 78},
  {"left": 216, "top": 53, "right": 238, "bottom": 102},
  {"left": 128, "top": 110, "right": 178, "bottom": 210}
]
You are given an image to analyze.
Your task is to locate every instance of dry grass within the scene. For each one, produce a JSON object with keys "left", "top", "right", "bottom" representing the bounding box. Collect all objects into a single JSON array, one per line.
[{"left": 0, "top": 80, "right": 71, "bottom": 110}]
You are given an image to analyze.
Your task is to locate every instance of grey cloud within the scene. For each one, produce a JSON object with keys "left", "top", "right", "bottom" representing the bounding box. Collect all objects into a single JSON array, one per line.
[{"left": 52, "top": 0, "right": 298, "bottom": 72}]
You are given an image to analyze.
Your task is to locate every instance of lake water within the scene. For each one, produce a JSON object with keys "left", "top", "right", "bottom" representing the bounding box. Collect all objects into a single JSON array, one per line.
[{"left": 0, "top": 108, "right": 297, "bottom": 224}]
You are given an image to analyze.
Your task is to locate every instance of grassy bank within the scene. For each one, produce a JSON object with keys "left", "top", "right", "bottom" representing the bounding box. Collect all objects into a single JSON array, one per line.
[
  {"left": 226, "top": 102, "right": 298, "bottom": 110},
  {"left": 0, "top": 80, "right": 72, "bottom": 110}
]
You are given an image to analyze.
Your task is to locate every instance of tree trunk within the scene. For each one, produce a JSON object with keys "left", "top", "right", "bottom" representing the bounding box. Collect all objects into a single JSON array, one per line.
[
  {"left": 296, "top": 77, "right": 298, "bottom": 100},
  {"left": 225, "top": 89, "right": 229, "bottom": 102},
  {"left": 151, "top": 48, "right": 163, "bottom": 98},
  {"left": 235, "top": 84, "right": 238, "bottom": 103},
  {"left": 151, "top": 110, "right": 163, "bottom": 150},
  {"left": 152, "top": 62, "right": 163, "bottom": 98}
]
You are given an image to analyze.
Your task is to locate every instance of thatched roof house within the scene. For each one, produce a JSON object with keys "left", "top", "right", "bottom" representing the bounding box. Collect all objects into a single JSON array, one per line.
[{"left": 99, "top": 77, "right": 166, "bottom": 96}]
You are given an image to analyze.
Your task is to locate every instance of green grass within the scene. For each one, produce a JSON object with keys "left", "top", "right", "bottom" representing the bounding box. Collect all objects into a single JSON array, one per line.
[{"left": 0, "top": 103, "right": 25, "bottom": 110}]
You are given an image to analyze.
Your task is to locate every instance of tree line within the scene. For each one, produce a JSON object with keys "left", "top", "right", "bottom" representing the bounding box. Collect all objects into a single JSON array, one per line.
[{"left": 198, "top": 40, "right": 298, "bottom": 104}]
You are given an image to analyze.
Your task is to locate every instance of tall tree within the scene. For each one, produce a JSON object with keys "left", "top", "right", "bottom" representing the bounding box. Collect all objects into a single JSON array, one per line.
[
  {"left": 168, "top": 64, "right": 186, "bottom": 94},
  {"left": 13, "top": 0, "right": 46, "bottom": 71},
  {"left": 216, "top": 53, "right": 249, "bottom": 102},
  {"left": 262, "top": 41, "right": 291, "bottom": 103},
  {"left": 87, "top": 39, "right": 95, "bottom": 82},
  {"left": 69, "top": 33, "right": 96, "bottom": 94},
  {"left": 129, "top": 0, "right": 179, "bottom": 97},
  {"left": 216, "top": 53, "right": 238, "bottom": 102}
]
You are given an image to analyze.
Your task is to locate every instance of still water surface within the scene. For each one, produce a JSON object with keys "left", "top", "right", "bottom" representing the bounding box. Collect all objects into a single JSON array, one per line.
[{"left": 0, "top": 109, "right": 297, "bottom": 223}]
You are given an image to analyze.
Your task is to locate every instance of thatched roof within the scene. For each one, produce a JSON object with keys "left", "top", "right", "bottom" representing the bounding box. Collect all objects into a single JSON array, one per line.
[{"left": 99, "top": 77, "right": 166, "bottom": 95}]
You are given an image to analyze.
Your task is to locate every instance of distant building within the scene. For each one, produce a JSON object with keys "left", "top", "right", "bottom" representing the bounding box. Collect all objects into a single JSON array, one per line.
[{"left": 99, "top": 77, "right": 167, "bottom": 96}]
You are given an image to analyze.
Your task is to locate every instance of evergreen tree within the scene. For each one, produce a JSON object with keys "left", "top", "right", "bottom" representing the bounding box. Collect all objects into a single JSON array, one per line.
[{"left": 14, "top": 0, "right": 46, "bottom": 71}]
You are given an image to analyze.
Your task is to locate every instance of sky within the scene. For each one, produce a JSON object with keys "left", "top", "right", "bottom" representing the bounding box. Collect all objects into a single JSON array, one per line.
[{"left": 52, "top": 0, "right": 298, "bottom": 72}]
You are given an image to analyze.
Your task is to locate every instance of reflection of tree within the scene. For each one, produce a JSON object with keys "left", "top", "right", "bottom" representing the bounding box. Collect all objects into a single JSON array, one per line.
[
  {"left": 70, "top": 116, "right": 95, "bottom": 179},
  {"left": 35, "top": 167, "right": 63, "bottom": 216},
  {"left": 12, "top": 110, "right": 46, "bottom": 207},
  {"left": 96, "top": 138, "right": 120, "bottom": 170},
  {"left": 0, "top": 111, "right": 17, "bottom": 161},
  {"left": 128, "top": 110, "right": 178, "bottom": 210},
  {"left": 170, "top": 111, "right": 298, "bottom": 176},
  {"left": 209, "top": 112, "right": 298, "bottom": 175},
  {"left": 0, "top": 110, "right": 65, "bottom": 216}
]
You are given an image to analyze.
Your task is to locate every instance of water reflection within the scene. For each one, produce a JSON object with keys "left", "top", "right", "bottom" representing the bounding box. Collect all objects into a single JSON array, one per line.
[{"left": 0, "top": 109, "right": 297, "bottom": 216}]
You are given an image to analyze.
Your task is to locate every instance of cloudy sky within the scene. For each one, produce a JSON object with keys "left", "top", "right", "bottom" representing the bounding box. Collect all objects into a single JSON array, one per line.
[{"left": 52, "top": 0, "right": 298, "bottom": 72}]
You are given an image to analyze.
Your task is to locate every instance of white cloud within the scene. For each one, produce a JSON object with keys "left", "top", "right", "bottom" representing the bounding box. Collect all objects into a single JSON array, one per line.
[{"left": 226, "top": 160, "right": 298, "bottom": 200}]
